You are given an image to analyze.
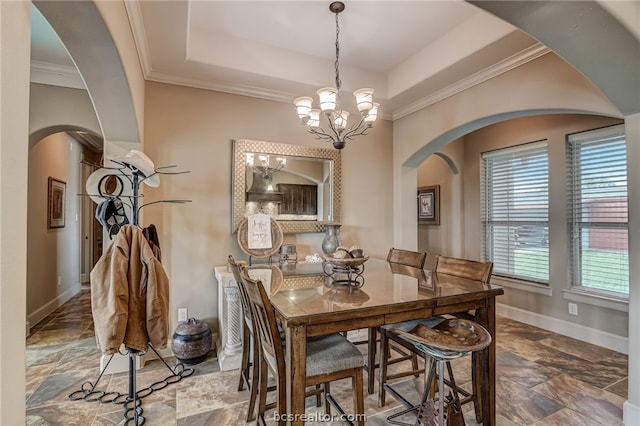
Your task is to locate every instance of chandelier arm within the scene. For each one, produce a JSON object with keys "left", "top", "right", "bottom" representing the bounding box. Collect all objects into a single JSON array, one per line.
[
  {"left": 323, "top": 111, "right": 345, "bottom": 140},
  {"left": 342, "top": 125, "right": 371, "bottom": 142},
  {"left": 341, "top": 116, "right": 371, "bottom": 141},
  {"left": 308, "top": 127, "right": 338, "bottom": 143}
]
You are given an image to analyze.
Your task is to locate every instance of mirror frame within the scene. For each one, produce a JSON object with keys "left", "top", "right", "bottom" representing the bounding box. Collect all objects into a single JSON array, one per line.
[{"left": 232, "top": 139, "right": 342, "bottom": 234}]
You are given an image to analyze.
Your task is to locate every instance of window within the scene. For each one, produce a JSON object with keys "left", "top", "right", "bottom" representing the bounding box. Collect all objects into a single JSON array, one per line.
[
  {"left": 481, "top": 141, "right": 549, "bottom": 283},
  {"left": 567, "top": 124, "right": 628, "bottom": 296}
]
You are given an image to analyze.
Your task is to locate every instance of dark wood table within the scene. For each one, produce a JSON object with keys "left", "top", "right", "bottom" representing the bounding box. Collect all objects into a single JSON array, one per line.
[{"left": 264, "top": 259, "right": 503, "bottom": 425}]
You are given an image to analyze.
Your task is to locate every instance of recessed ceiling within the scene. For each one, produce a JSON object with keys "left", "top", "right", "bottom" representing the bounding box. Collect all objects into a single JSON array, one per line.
[{"left": 32, "top": 1, "right": 545, "bottom": 119}]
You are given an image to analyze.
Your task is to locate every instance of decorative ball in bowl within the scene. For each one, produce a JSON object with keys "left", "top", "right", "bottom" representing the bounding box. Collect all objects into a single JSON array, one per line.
[{"left": 323, "top": 246, "right": 369, "bottom": 268}]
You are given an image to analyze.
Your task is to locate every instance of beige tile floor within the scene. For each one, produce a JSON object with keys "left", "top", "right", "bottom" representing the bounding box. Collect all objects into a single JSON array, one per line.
[{"left": 25, "top": 288, "right": 627, "bottom": 425}]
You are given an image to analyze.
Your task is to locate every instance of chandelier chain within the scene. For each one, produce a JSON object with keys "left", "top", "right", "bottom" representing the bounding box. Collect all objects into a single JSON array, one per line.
[{"left": 334, "top": 11, "right": 342, "bottom": 92}]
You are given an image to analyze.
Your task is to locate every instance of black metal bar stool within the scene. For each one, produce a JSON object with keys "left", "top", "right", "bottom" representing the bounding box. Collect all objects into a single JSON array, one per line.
[{"left": 385, "top": 318, "right": 492, "bottom": 426}]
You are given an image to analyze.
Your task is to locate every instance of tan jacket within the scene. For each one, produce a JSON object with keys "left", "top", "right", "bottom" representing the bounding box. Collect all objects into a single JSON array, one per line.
[{"left": 90, "top": 225, "right": 170, "bottom": 354}]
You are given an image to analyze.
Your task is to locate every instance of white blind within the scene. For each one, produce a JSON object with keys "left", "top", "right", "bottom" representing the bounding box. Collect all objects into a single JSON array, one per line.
[
  {"left": 567, "top": 124, "right": 628, "bottom": 295},
  {"left": 481, "top": 141, "right": 549, "bottom": 283}
]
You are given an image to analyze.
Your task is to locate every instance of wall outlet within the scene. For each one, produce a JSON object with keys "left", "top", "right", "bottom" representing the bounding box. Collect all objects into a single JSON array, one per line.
[
  {"left": 568, "top": 302, "right": 578, "bottom": 316},
  {"left": 57, "top": 276, "right": 62, "bottom": 287},
  {"left": 178, "top": 308, "right": 188, "bottom": 322}
]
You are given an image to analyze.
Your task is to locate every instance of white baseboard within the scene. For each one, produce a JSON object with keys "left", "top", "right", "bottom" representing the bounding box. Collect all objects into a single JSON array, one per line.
[
  {"left": 624, "top": 400, "right": 640, "bottom": 426},
  {"left": 496, "top": 303, "right": 628, "bottom": 354},
  {"left": 100, "top": 352, "right": 144, "bottom": 374},
  {"left": 27, "top": 283, "right": 82, "bottom": 327}
]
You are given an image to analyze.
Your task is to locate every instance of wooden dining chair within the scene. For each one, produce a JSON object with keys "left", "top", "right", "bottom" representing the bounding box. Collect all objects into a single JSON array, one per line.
[
  {"left": 360, "top": 248, "right": 428, "bottom": 394},
  {"left": 228, "top": 255, "right": 259, "bottom": 422},
  {"left": 386, "top": 247, "right": 427, "bottom": 269},
  {"left": 378, "top": 255, "right": 494, "bottom": 423},
  {"left": 240, "top": 267, "right": 366, "bottom": 426}
]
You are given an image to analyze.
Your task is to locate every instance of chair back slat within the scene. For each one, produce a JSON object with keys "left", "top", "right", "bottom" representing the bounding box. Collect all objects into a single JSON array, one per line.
[
  {"left": 387, "top": 248, "right": 427, "bottom": 269},
  {"left": 434, "top": 255, "right": 493, "bottom": 283},
  {"left": 240, "top": 267, "right": 286, "bottom": 377},
  {"left": 228, "top": 255, "right": 252, "bottom": 323}
]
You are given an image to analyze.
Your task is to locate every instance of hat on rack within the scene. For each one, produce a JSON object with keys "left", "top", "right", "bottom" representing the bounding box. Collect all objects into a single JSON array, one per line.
[
  {"left": 95, "top": 197, "right": 129, "bottom": 239},
  {"left": 111, "top": 149, "right": 160, "bottom": 187},
  {"left": 86, "top": 168, "right": 133, "bottom": 206}
]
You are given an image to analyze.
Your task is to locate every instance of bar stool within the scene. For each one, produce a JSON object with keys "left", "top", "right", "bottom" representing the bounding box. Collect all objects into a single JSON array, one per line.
[{"left": 385, "top": 318, "right": 492, "bottom": 426}]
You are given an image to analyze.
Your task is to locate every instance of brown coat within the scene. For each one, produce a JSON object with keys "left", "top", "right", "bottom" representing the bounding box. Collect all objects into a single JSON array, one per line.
[{"left": 90, "top": 225, "right": 170, "bottom": 354}]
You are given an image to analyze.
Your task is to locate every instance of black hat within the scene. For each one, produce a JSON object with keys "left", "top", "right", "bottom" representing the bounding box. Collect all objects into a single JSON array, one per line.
[{"left": 96, "top": 198, "right": 129, "bottom": 238}]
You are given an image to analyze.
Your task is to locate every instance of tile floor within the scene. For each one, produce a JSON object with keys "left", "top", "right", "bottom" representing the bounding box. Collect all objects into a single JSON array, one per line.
[{"left": 25, "top": 288, "right": 627, "bottom": 425}]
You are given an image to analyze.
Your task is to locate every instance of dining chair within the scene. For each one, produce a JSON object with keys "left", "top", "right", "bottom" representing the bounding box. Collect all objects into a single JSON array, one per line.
[
  {"left": 378, "top": 254, "right": 494, "bottom": 422},
  {"left": 240, "top": 267, "right": 366, "bottom": 426},
  {"left": 228, "top": 255, "right": 259, "bottom": 422},
  {"left": 360, "top": 248, "right": 428, "bottom": 394},
  {"left": 386, "top": 248, "right": 427, "bottom": 268}
]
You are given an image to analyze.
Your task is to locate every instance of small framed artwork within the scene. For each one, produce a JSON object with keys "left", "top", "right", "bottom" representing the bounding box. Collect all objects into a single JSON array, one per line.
[
  {"left": 48, "top": 177, "right": 66, "bottom": 228},
  {"left": 417, "top": 185, "right": 440, "bottom": 225}
]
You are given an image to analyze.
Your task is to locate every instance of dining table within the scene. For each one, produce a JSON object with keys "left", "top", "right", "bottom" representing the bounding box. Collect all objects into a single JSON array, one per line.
[{"left": 251, "top": 257, "right": 504, "bottom": 425}]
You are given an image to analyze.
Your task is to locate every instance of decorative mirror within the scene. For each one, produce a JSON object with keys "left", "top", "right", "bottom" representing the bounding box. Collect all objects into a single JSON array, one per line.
[{"left": 232, "top": 139, "right": 341, "bottom": 233}]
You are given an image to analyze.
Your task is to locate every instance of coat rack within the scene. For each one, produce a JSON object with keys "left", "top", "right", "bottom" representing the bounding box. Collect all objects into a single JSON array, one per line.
[{"left": 71, "top": 159, "right": 192, "bottom": 425}]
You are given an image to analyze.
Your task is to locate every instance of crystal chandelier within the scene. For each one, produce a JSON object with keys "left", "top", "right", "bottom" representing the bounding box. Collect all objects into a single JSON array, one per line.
[{"left": 293, "top": 1, "right": 379, "bottom": 150}]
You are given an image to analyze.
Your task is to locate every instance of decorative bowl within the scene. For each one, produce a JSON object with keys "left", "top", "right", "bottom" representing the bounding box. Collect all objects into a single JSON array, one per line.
[{"left": 322, "top": 254, "right": 370, "bottom": 268}]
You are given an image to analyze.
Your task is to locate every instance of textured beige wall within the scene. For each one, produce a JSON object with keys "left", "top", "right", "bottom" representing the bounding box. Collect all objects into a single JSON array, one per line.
[
  {"left": 417, "top": 138, "right": 465, "bottom": 259},
  {"left": 393, "top": 52, "right": 621, "bottom": 257},
  {"left": 27, "top": 132, "right": 83, "bottom": 325},
  {"left": 463, "top": 114, "right": 626, "bottom": 336},
  {"left": 0, "top": 1, "right": 30, "bottom": 423},
  {"left": 143, "top": 82, "right": 393, "bottom": 331},
  {"left": 29, "top": 83, "right": 102, "bottom": 143}
]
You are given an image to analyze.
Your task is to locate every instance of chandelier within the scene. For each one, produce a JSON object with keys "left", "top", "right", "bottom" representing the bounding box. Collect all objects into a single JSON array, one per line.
[
  {"left": 293, "top": 1, "right": 379, "bottom": 150},
  {"left": 246, "top": 153, "right": 287, "bottom": 190}
]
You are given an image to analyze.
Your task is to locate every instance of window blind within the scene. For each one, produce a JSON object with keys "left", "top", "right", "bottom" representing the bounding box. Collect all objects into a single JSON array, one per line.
[
  {"left": 481, "top": 141, "right": 549, "bottom": 283},
  {"left": 567, "top": 124, "right": 628, "bottom": 295}
]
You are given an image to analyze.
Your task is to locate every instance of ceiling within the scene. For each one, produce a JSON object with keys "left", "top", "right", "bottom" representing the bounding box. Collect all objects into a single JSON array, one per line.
[{"left": 30, "top": 1, "right": 546, "bottom": 121}]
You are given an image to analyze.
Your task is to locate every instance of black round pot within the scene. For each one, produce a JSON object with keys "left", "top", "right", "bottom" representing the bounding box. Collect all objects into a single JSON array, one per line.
[{"left": 171, "top": 318, "right": 212, "bottom": 365}]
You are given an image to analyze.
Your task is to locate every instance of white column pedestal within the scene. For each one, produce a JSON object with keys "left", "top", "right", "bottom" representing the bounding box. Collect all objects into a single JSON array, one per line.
[{"left": 214, "top": 266, "right": 244, "bottom": 371}]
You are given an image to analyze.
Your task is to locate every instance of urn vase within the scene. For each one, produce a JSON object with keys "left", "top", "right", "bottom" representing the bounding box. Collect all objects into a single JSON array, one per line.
[{"left": 322, "top": 224, "right": 342, "bottom": 254}]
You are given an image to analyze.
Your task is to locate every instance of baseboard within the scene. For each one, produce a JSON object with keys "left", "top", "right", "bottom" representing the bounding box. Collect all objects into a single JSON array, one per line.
[
  {"left": 496, "top": 303, "right": 628, "bottom": 354},
  {"left": 100, "top": 352, "right": 144, "bottom": 374},
  {"left": 27, "top": 283, "right": 82, "bottom": 327},
  {"left": 624, "top": 400, "right": 640, "bottom": 426}
]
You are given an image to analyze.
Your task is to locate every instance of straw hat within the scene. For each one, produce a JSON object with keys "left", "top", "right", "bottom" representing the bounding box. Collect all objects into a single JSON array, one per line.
[
  {"left": 111, "top": 149, "right": 160, "bottom": 187},
  {"left": 85, "top": 168, "right": 133, "bottom": 205}
]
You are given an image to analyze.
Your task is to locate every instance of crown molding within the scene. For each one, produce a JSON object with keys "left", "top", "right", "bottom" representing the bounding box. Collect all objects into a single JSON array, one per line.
[
  {"left": 146, "top": 70, "right": 296, "bottom": 104},
  {"left": 124, "top": 0, "right": 152, "bottom": 77},
  {"left": 30, "top": 60, "right": 85, "bottom": 90},
  {"left": 392, "top": 43, "right": 551, "bottom": 120}
]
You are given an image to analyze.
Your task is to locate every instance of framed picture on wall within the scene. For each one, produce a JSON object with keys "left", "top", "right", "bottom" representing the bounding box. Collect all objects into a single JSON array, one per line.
[
  {"left": 417, "top": 185, "right": 440, "bottom": 225},
  {"left": 48, "top": 177, "right": 66, "bottom": 228}
]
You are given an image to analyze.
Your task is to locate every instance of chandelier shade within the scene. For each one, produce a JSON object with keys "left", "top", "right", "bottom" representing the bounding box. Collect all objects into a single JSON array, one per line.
[
  {"left": 293, "top": 1, "right": 379, "bottom": 150},
  {"left": 246, "top": 153, "right": 286, "bottom": 181}
]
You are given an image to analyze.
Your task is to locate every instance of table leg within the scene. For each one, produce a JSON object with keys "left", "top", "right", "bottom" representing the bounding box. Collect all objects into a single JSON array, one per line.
[
  {"left": 475, "top": 298, "right": 497, "bottom": 426},
  {"left": 286, "top": 325, "right": 307, "bottom": 426}
]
